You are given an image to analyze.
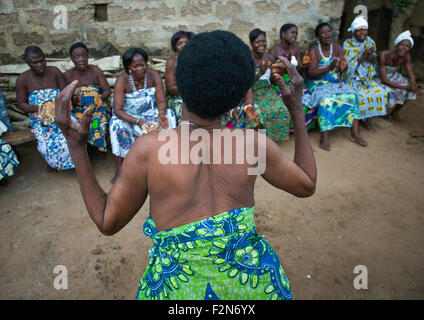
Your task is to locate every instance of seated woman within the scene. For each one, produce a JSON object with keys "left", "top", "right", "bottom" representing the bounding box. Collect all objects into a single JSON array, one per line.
[
  {"left": 343, "top": 16, "right": 390, "bottom": 129},
  {"left": 0, "top": 89, "right": 19, "bottom": 187},
  {"left": 304, "top": 22, "right": 366, "bottom": 151},
  {"left": 269, "top": 23, "right": 302, "bottom": 67},
  {"left": 249, "top": 28, "right": 290, "bottom": 142},
  {"left": 376, "top": 30, "right": 422, "bottom": 121},
  {"left": 16, "top": 45, "right": 74, "bottom": 171},
  {"left": 165, "top": 31, "right": 194, "bottom": 125},
  {"left": 109, "top": 47, "right": 176, "bottom": 181},
  {"left": 269, "top": 23, "right": 318, "bottom": 132},
  {"left": 65, "top": 42, "right": 111, "bottom": 152},
  {"left": 56, "top": 30, "right": 316, "bottom": 300}
]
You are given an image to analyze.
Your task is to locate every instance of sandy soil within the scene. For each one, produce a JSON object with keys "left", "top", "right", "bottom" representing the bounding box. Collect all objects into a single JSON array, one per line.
[{"left": 0, "top": 97, "right": 423, "bottom": 300}]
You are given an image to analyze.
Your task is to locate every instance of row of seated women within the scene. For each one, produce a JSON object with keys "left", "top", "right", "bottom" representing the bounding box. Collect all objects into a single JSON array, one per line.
[{"left": 0, "top": 15, "right": 421, "bottom": 186}]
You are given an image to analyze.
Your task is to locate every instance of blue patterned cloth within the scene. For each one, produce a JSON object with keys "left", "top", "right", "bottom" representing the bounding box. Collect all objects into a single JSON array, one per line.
[
  {"left": 137, "top": 207, "right": 292, "bottom": 300},
  {"left": 304, "top": 57, "right": 360, "bottom": 131},
  {"left": 0, "top": 89, "right": 14, "bottom": 133},
  {"left": 110, "top": 86, "right": 177, "bottom": 158},
  {"left": 28, "top": 88, "right": 75, "bottom": 170},
  {"left": 0, "top": 139, "right": 19, "bottom": 181}
]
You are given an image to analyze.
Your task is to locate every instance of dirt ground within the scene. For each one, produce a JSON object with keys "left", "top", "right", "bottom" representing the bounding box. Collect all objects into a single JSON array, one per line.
[{"left": 0, "top": 97, "right": 423, "bottom": 300}]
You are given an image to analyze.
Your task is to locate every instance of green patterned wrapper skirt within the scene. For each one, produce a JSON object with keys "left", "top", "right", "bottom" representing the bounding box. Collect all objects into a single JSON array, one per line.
[
  {"left": 168, "top": 95, "right": 183, "bottom": 125},
  {"left": 253, "top": 80, "right": 290, "bottom": 142},
  {"left": 137, "top": 207, "right": 292, "bottom": 300}
]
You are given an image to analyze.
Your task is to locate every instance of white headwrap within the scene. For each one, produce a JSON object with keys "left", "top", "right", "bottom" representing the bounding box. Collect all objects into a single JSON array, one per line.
[
  {"left": 347, "top": 15, "right": 368, "bottom": 32},
  {"left": 394, "top": 30, "right": 414, "bottom": 48}
]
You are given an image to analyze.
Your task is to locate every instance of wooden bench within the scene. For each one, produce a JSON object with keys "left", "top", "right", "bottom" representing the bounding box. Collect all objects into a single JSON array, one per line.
[{"left": 1, "top": 129, "right": 35, "bottom": 146}]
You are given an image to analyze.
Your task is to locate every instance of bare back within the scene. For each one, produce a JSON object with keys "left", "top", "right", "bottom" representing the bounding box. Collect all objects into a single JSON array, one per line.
[{"left": 116, "top": 126, "right": 261, "bottom": 231}]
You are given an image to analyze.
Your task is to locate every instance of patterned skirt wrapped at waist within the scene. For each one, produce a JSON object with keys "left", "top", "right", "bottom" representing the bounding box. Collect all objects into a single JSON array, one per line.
[
  {"left": 137, "top": 207, "right": 291, "bottom": 300},
  {"left": 109, "top": 87, "right": 177, "bottom": 158},
  {"left": 71, "top": 85, "right": 111, "bottom": 152},
  {"left": 221, "top": 101, "right": 261, "bottom": 129},
  {"left": 375, "top": 66, "right": 416, "bottom": 107},
  {"left": 253, "top": 80, "right": 290, "bottom": 142},
  {"left": 28, "top": 88, "right": 75, "bottom": 170},
  {"left": 304, "top": 71, "right": 359, "bottom": 132},
  {"left": 0, "top": 139, "right": 19, "bottom": 181},
  {"left": 167, "top": 95, "right": 183, "bottom": 125}
]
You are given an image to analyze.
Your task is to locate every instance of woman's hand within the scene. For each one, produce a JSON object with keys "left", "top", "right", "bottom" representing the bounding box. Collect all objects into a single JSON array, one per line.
[
  {"left": 158, "top": 111, "right": 169, "bottom": 128},
  {"left": 410, "top": 83, "right": 423, "bottom": 95},
  {"left": 56, "top": 80, "right": 93, "bottom": 148},
  {"left": 257, "top": 60, "right": 270, "bottom": 77},
  {"left": 244, "top": 104, "right": 259, "bottom": 124},
  {"left": 302, "top": 50, "right": 314, "bottom": 65},
  {"left": 329, "top": 57, "right": 340, "bottom": 70},
  {"left": 339, "top": 57, "right": 348, "bottom": 72},
  {"left": 271, "top": 56, "right": 304, "bottom": 116}
]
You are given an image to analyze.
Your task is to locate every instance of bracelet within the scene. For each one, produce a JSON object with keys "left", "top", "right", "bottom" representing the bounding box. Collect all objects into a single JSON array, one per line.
[
  {"left": 135, "top": 118, "right": 140, "bottom": 125},
  {"left": 244, "top": 104, "right": 253, "bottom": 112},
  {"left": 230, "top": 108, "right": 236, "bottom": 118}
]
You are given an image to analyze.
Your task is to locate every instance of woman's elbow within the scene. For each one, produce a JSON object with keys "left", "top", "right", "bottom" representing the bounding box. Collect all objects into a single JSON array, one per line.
[
  {"left": 97, "top": 221, "right": 119, "bottom": 236},
  {"left": 295, "top": 180, "right": 316, "bottom": 198},
  {"left": 98, "top": 226, "right": 117, "bottom": 236}
]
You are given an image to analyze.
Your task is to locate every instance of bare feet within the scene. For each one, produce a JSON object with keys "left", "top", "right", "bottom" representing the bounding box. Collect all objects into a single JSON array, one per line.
[
  {"left": 410, "top": 131, "right": 424, "bottom": 138},
  {"left": 350, "top": 135, "right": 368, "bottom": 147},
  {"left": 319, "top": 132, "right": 330, "bottom": 151}
]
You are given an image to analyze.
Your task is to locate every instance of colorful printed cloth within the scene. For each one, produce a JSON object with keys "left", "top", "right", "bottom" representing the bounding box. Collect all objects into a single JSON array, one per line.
[
  {"left": 110, "top": 85, "right": 177, "bottom": 158},
  {"left": 167, "top": 95, "right": 183, "bottom": 126},
  {"left": 343, "top": 36, "right": 389, "bottom": 118},
  {"left": 273, "top": 77, "right": 318, "bottom": 132},
  {"left": 137, "top": 207, "right": 291, "bottom": 300},
  {"left": 0, "top": 89, "right": 14, "bottom": 133},
  {"left": 221, "top": 102, "right": 261, "bottom": 129},
  {"left": 375, "top": 66, "right": 416, "bottom": 107},
  {"left": 304, "top": 57, "right": 359, "bottom": 131},
  {"left": 0, "top": 139, "right": 19, "bottom": 181},
  {"left": 71, "top": 85, "right": 111, "bottom": 152},
  {"left": 28, "top": 88, "right": 75, "bottom": 170},
  {"left": 253, "top": 70, "right": 290, "bottom": 141}
]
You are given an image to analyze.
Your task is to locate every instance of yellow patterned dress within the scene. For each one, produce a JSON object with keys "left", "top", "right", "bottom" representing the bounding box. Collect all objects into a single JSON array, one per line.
[{"left": 343, "top": 37, "right": 389, "bottom": 118}]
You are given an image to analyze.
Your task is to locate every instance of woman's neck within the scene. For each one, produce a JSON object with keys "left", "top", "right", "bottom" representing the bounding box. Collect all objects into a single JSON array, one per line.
[
  {"left": 281, "top": 40, "right": 290, "bottom": 52},
  {"left": 180, "top": 109, "right": 223, "bottom": 130},
  {"left": 319, "top": 41, "right": 331, "bottom": 50},
  {"left": 252, "top": 50, "right": 264, "bottom": 61}
]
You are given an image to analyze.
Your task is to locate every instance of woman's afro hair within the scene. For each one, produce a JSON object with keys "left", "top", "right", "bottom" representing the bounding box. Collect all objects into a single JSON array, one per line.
[{"left": 176, "top": 30, "right": 255, "bottom": 119}]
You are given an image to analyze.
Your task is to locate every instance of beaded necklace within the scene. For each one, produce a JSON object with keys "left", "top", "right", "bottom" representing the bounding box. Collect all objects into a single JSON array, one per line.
[
  {"left": 128, "top": 72, "right": 147, "bottom": 92},
  {"left": 318, "top": 41, "right": 333, "bottom": 59}
]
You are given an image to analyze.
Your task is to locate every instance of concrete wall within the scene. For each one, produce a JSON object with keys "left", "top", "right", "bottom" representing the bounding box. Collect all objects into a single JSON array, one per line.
[{"left": 0, "top": 0, "right": 345, "bottom": 64}]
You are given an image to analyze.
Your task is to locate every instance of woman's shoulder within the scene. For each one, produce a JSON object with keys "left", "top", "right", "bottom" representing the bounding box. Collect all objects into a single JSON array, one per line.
[
  {"left": 147, "top": 68, "right": 162, "bottom": 82},
  {"left": 115, "top": 71, "right": 129, "bottom": 87},
  {"left": 379, "top": 50, "right": 391, "bottom": 60},
  {"left": 309, "top": 44, "right": 318, "bottom": 52},
  {"left": 88, "top": 64, "right": 104, "bottom": 75},
  {"left": 166, "top": 55, "right": 177, "bottom": 65},
  {"left": 47, "top": 66, "right": 64, "bottom": 78},
  {"left": 263, "top": 52, "right": 274, "bottom": 61},
  {"left": 335, "top": 42, "right": 343, "bottom": 51}
]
